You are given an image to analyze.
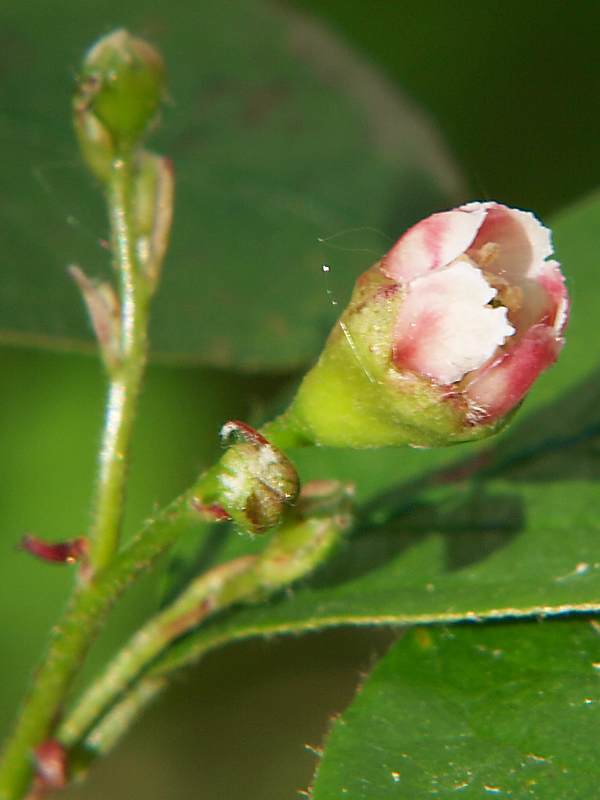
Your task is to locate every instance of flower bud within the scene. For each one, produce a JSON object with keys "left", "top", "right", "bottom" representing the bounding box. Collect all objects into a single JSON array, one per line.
[
  {"left": 288, "top": 202, "right": 568, "bottom": 448},
  {"left": 74, "top": 29, "right": 165, "bottom": 167},
  {"left": 195, "top": 421, "right": 299, "bottom": 534}
]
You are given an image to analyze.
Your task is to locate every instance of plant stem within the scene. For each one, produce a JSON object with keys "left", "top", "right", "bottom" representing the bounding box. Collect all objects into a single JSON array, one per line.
[
  {"left": 60, "top": 486, "right": 353, "bottom": 758},
  {"left": 0, "top": 488, "right": 203, "bottom": 800},
  {"left": 0, "top": 153, "right": 156, "bottom": 800},
  {"left": 83, "top": 676, "right": 167, "bottom": 757},
  {"left": 59, "top": 557, "right": 258, "bottom": 746},
  {"left": 0, "top": 423, "right": 301, "bottom": 799},
  {"left": 89, "top": 156, "right": 149, "bottom": 572},
  {"left": 0, "top": 260, "right": 302, "bottom": 800}
]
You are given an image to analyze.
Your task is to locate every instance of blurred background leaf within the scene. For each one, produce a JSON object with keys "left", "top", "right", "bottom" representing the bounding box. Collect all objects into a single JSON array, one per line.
[
  {"left": 312, "top": 621, "right": 600, "bottom": 799},
  {"left": 299, "top": 0, "right": 600, "bottom": 217},
  {"left": 0, "top": 0, "right": 462, "bottom": 370}
]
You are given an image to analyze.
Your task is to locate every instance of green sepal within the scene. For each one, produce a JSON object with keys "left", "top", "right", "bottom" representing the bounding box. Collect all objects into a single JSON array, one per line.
[{"left": 196, "top": 426, "right": 300, "bottom": 534}]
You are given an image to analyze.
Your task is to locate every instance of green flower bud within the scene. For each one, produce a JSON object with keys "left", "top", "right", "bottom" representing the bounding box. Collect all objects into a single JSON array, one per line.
[
  {"left": 196, "top": 421, "right": 299, "bottom": 534},
  {"left": 74, "top": 29, "right": 165, "bottom": 167}
]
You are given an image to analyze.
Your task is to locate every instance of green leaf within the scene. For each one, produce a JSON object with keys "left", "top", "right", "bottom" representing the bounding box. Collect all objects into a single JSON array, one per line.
[
  {"left": 312, "top": 620, "right": 600, "bottom": 799},
  {"left": 151, "top": 190, "right": 600, "bottom": 673},
  {"left": 1, "top": 0, "right": 461, "bottom": 370}
]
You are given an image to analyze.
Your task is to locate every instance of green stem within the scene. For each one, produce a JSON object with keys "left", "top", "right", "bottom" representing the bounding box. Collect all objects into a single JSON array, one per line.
[
  {"left": 60, "top": 487, "right": 353, "bottom": 758},
  {"left": 58, "top": 556, "right": 258, "bottom": 746},
  {"left": 0, "top": 488, "right": 201, "bottom": 800},
  {"left": 0, "top": 425, "right": 302, "bottom": 799},
  {"left": 89, "top": 156, "right": 149, "bottom": 572},
  {"left": 0, "top": 152, "right": 162, "bottom": 800},
  {"left": 83, "top": 676, "right": 166, "bottom": 757},
  {"left": 260, "top": 411, "right": 312, "bottom": 451}
]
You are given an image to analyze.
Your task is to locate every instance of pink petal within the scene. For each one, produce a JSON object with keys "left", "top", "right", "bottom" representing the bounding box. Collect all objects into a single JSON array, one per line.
[
  {"left": 392, "top": 260, "right": 515, "bottom": 385},
  {"left": 465, "top": 324, "right": 563, "bottom": 422},
  {"left": 382, "top": 205, "right": 487, "bottom": 283},
  {"left": 465, "top": 202, "right": 553, "bottom": 282},
  {"left": 537, "top": 259, "right": 569, "bottom": 334}
]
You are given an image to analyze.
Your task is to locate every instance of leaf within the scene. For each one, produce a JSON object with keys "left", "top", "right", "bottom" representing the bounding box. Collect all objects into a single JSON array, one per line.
[
  {"left": 151, "top": 190, "right": 600, "bottom": 674},
  {"left": 300, "top": 2, "right": 600, "bottom": 218},
  {"left": 0, "top": 0, "right": 461, "bottom": 370},
  {"left": 311, "top": 620, "right": 600, "bottom": 799}
]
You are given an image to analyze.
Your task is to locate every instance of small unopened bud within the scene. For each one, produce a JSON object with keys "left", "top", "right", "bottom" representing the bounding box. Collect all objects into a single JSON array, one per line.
[
  {"left": 69, "top": 266, "right": 121, "bottom": 370},
  {"left": 288, "top": 202, "right": 568, "bottom": 448},
  {"left": 74, "top": 28, "right": 165, "bottom": 168},
  {"left": 195, "top": 421, "right": 299, "bottom": 534}
]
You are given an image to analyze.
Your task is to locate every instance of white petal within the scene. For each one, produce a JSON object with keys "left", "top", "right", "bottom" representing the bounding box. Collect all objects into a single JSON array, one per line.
[{"left": 393, "top": 259, "right": 515, "bottom": 385}]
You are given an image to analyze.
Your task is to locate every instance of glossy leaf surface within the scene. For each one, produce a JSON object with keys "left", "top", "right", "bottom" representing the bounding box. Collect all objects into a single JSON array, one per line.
[
  {"left": 312, "top": 621, "right": 600, "bottom": 799},
  {"left": 1, "top": 0, "right": 460, "bottom": 370}
]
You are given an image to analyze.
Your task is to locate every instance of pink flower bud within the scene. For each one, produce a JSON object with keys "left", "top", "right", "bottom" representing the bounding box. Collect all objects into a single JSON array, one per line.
[
  {"left": 383, "top": 202, "right": 568, "bottom": 423},
  {"left": 288, "top": 202, "right": 568, "bottom": 448}
]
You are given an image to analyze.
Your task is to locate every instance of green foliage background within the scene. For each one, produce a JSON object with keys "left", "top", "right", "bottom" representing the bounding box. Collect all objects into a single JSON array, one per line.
[{"left": 1, "top": 1, "right": 600, "bottom": 798}]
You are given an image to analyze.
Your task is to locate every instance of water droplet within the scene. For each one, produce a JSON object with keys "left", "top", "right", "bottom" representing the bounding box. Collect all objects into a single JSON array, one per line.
[
  {"left": 483, "top": 786, "right": 502, "bottom": 794},
  {"left": 583, "top": 697, "right": 594, "bottom": 705},
  {"left": 391, "top": 771, "right": 401, "bottom": 783},
  {"left": 592, "top": 662, "right": 600, "bottom": 671},
  {"left": 321, "top": 264, "right": 330, "bottom": 273}
]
